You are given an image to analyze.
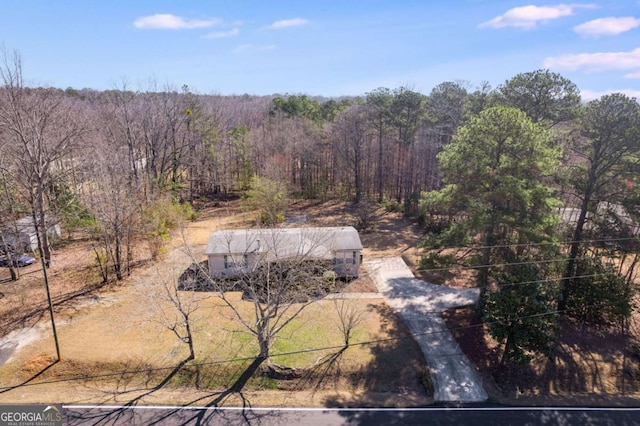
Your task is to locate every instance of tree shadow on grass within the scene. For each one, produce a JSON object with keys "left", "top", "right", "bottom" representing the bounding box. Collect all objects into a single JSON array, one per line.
[
  {"left": 167, "top": 357, "right": 274, "bottom": 426},
  {"left": 494, "top": 318, "right": 637, "bottom": 400},
  {"left": 324, "top": 303, "right": 432, "bottom": 408},
  {"left": 62, "top": 357, "right": 193, "bottom": 426},
  {"left": 297, "top": 347, "right": 349, "bottom": 393},
  {"left": 0, "top": 278, "right": 115, "bottom": 336},
  {"left": 0, "top": 359, "right": 58, "bottom": 394},
  {"left": 65, "top": 356, "right": 283, "bottom": 426}
]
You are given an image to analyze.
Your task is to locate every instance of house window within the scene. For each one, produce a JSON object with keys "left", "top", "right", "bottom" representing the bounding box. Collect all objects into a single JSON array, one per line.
[
  {"left": 353, "top": 251, "right": 357, "bottom": 265},
  {"left": 225, "top": 254, "right": 248, "bottom": 269}
]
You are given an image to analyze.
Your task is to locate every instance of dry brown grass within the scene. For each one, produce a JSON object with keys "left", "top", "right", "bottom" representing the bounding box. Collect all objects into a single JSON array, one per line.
[
  {"left": 0, "top": 200, "right": 431, "bottom": 405},
  {"left": 7, "top": 199, "right": 638, "bottom": 406},
  {"left": 0, "top": 293, "right": 428, "bottom": 403}
]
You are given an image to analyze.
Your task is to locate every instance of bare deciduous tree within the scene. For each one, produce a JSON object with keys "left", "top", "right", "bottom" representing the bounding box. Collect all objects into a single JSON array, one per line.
[
  {"left": 0, "top": 48, "right": 87, "bottom": 360},
  {"left": 149, "top": 271, "right": 199, "bottom": 362},
  {"left": 333, "top": 298, "right": 367, "bottom": 347},
  {"left": 332, "top": 104, "right": 372, "bottom": 203},
  {"left": 84, "top": 146, "right": 141, "bottom": 281},
  {"left": 186, "top": 227, "right": 341, "bottom": 373},
  {"left": 0, "top": 49, "right": 86, "bottom": 267}
]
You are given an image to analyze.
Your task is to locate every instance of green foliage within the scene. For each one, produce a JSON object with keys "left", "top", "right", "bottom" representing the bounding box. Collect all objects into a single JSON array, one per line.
[
  {"left": 567, "top": 94, "right": 640, "bottom": 206},
  {"left": 243, "top": 176, "right": 289, "bottom": 225},
  {"left": 143, "top": 198, "right": 196, "bottom": 259},
  {"left": 465, "top": 81, "right": 498, "bottom": 118},
  {"left": 419, "top": 251, "right": 457, "bottom": 271},
  {"left": 562, "top": 93, "right": 640, "bottom": 306},
  {"left": 570, "top": 94, "right": 640, "bottom": 212},
  {"left": 270, "top": 95, "right": 324, "bottom": 124},
  {"left": 51, "top": 183, "right": 97, "bottom": 235},
  {"left": 365, "top": 87, "right": 393, "bottom": 125},
  {"left": 498, "top": 69, "right": 581, "bottom": 125},
  {"left": 420, "top": 105, "right": 563, "bottom": 363},
  {"left": 426, "top": 81, "right": 468, "bottom": 137},
  {"left": 567, "top": 257, "right": 634, "bottom": 326},
  {"left": 483, "top": 262, "right": 559, "bottom": 364},
  {"left": 381, "top": 197, "right": 403, "bottom": 213},
  {"left": 320, "top": 98, "right": 351, "bottom": 121},
  {"left": 419, "top": 186, "right": 473, "bottom": 248},
  {"left": 419, "top": 106, "right": 562, "bottom": 256},
  {"left": 389, "top": 87, "right": 426, "bottom": 145}
]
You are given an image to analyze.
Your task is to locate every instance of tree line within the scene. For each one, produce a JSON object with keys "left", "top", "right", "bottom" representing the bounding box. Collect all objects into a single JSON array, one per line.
[{"left": 1, "top": 48, "right": 640, "bottom": 365}]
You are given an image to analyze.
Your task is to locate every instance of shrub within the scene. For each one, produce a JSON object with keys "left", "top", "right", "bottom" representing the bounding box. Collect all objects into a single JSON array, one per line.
[
  {"left": 567, "top": 257, "right": 634, "bottom": 326},
  {"left": 243, "top": 176, "right": 289, "bottom": 225},
  {"left": 419, "top": 252, "right": 457, "bottom": 271},
  {"left": 381, "top": 198, "right": 403, "bottom": 213},
  {"left": 143, "top": 198, "right": 197, "bottom": 260}
]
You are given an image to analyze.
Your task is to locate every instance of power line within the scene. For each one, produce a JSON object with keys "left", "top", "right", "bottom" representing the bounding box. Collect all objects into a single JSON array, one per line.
[
  {"left": 416, "top": 246, "right": 640, "bottom": 274},
  {"left": 482, "top": 271, "right": 616, "bottom": 290},
  {"left": 1, "top": 240, "right": 636, "bottom": 392},
  {"left": 416, "top": 253, "right": 596, "bottom": 273},
  {"left": 0, "top": 300, "right": 608, "bottom": 392},
  {"left": 0, "top": 263, "right": 633, "bottom": 393},
  {"left": 423, "top": 236, "right": 639, "bottom": 253}
]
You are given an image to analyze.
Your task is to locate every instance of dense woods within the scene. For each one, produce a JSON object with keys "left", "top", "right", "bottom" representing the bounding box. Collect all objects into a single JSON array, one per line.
[{"left": 1, "top": 49, "right": 640, "bottom": 365}]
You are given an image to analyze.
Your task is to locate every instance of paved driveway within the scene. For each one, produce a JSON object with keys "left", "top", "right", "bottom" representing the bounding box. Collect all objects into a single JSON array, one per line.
[{"left": 365, "top": 257, "right": 488, "bottom": 402}]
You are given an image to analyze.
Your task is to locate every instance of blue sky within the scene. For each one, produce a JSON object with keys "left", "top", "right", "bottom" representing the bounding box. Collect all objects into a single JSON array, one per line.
[{"left": 2, "top": 1, "right": 639, "bottom": 100}]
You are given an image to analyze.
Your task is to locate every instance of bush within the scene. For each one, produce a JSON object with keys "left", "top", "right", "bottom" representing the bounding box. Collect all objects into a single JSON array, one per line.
[
  {"left": 351, "top": 202, "right": 378, "bottom": 233},
  {"left": 567, "top": 257, "right": 634, "bottom": 326},
  {"left": 143, "top": 198, "right": 197, "bottom": 260},
  {"left": 419, "top": 215, "right": 450, "bottom": 234},
  {"left": 244, "top": 176, "right": 289, "bottom": 225},
  {"left": 381, "top": 198, "right": 403, "bottom": 213},
  {"left": 419, "top": 252, "right": 457, "bottom": 271}
]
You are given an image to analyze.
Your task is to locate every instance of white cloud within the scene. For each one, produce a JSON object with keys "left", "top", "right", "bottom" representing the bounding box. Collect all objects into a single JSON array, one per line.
[
  {"left": 479, "top": 4, "right": 595, "bottom": 29},
  {"left": 574, "top": 16, "right": 640, "bottom": 36},
  {"left": 203, "top": 28, "right": 240, "bottom": 39},
  {"left": 543, "top": 47, "right": 640, "bottom": 78},
  {"left": 581, "top": 89, "right": 640, "bottom": 101},
  {"left": 233, "top": 44, "right": 276, "bottom": 53},
  {"left": 134, "top": 14, "right": 221, "bottom": 30},
  {"left": 266, "top": 18, "right": 309, "bottom": 29}
]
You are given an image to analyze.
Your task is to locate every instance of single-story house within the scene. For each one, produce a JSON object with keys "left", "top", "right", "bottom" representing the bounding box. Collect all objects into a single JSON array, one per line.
[
  {"left": 558, "top": 204, "right": 640, "bottom": 236},
  {"left": 205, "top": 226, "right": 363, "bottom": 278},
  {"left": 1, "top": 216, "right": 61, "bottom": 252}
]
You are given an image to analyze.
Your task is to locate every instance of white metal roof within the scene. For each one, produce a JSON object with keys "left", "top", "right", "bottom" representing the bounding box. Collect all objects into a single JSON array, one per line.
[{"left": 205, "top": 226, "right": 363, "bottom": 260}]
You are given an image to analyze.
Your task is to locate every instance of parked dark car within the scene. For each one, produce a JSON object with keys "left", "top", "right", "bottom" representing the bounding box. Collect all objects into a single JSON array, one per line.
[{"left": 0, "top": 255, "right": 36, "bottom": 267}]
